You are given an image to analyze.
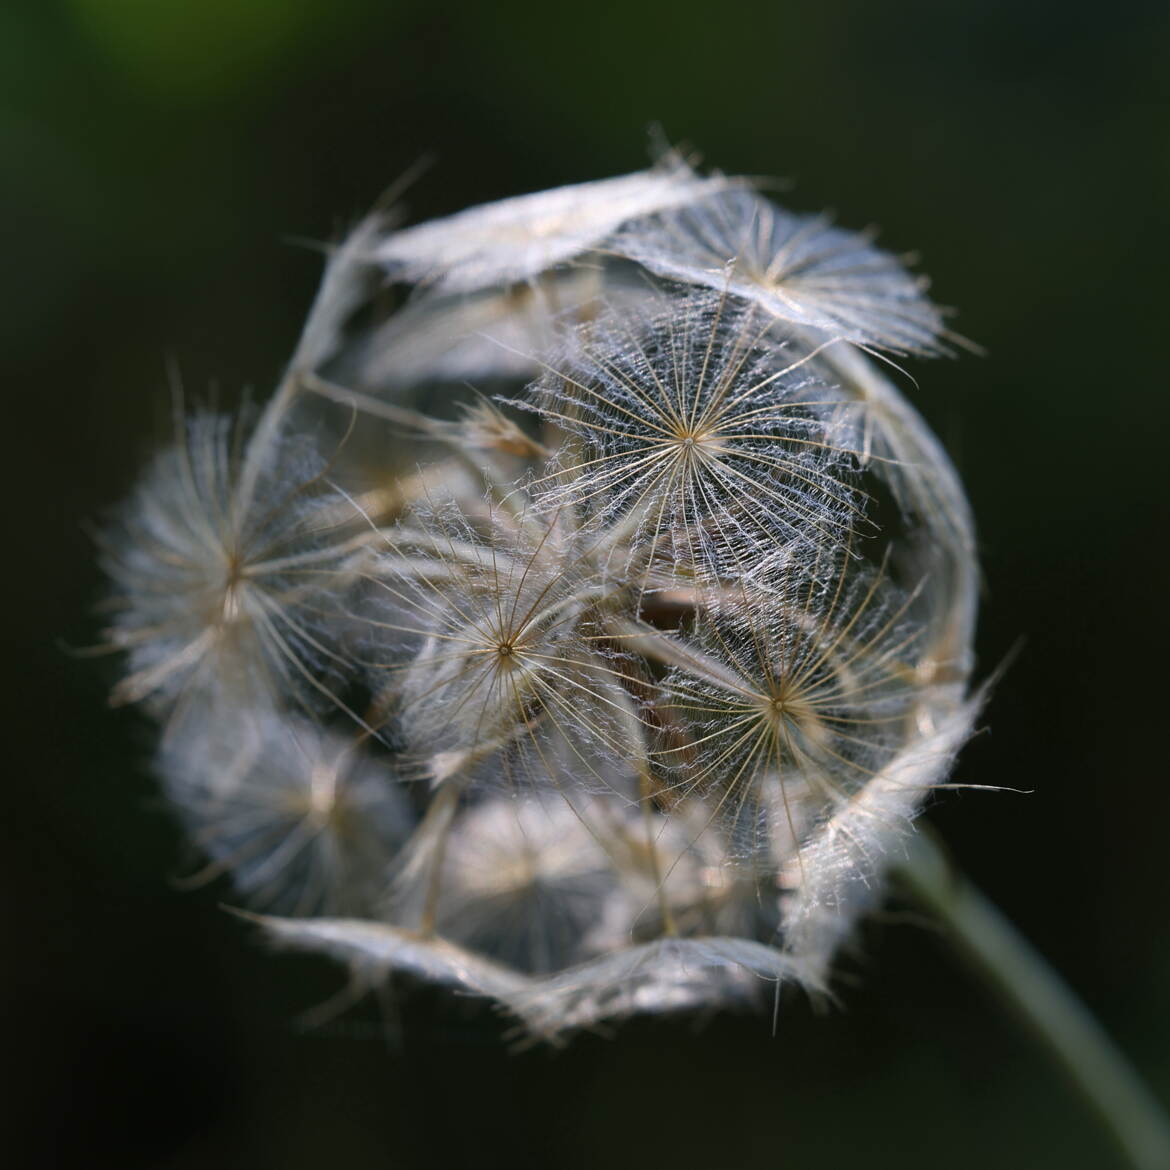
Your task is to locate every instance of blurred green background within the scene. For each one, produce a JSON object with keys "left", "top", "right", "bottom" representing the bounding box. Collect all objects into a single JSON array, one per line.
[{"left": 6, "top": 0, "right": 1169, "bottom": 1167}]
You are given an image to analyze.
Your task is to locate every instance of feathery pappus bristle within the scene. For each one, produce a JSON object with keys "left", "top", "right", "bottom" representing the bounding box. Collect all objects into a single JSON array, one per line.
[
  {"left": 612, "top": 187, "right": 950, "bottom": 356},
  {"left": 160, "top": 710, "right": 412, "bottom": 917},
  {"left": 371, "top": 161, "right": 730, "bottom": 294},
  {"left": 99, "top": 410, "right": 376, "bottom": 729},
  {"left": 523, "top": 287, "right": 868, "bottom": 583}
]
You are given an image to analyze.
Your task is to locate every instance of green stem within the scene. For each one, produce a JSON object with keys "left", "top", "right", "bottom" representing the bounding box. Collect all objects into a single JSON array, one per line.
[{"left": 894, "top": 829, "right": 1170, "bottom": 1170}]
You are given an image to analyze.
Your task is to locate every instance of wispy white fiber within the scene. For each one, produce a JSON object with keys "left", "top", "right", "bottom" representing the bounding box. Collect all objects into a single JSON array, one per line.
[
  {"left": 372, "top": 163, "right": 730, "bottom": 294},
  {"left": 336, "top": 270, "right": 605, "bottom": 390},
  {"left": 525, "top": 288, "right": 864, "bottom": 579},
  {"left": 99, "top": 411, "right": 373, "bottom": 727},
  {"left": 244, "top": 912, "right": 531, "bottom": 1001},
  {"left": 504, "top": 936, "right": 823, "bottom": 1042},
  {"left": 159, "top": 710, "right": 412, "bottom": 917},
  {"left": 612, "top": 188, "right": 948, "bottom": 355},
  {"left": 435, "top": 797, "right": 618, "bottom": 973},
  {"left": 781, "top": 696, "right": 980, "bottom": 977}
]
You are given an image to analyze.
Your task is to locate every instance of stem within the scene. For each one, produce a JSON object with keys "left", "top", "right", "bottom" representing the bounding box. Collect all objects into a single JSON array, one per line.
[
  {"left": 235, "top": 368, "right": 303, "bottom": 519},
  {"left": 301, "top": 370, "right": 542, "bottom": 530},
  {"left": 636, "top": 765, "right": 677, "bottom": 937},
  {"left": 415, "top": 779, "right": 466, "bottom": 937},
  {"left": 302, "top": 369, "right": 445, "bottom": 437},
  {"left": 894, "top": 829, "right": 1170, "bottom": 1170}
]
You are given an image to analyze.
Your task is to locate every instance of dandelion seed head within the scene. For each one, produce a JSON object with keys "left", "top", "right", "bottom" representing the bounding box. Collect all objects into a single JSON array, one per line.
[{"left": 97, "top": 151, "right": 980, "bottom": 1040}]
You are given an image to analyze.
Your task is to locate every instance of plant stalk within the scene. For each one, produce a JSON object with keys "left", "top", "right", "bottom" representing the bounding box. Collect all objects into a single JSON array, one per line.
[{"left": 894, "top": 828, "right": 1170, "bottom": 1170}]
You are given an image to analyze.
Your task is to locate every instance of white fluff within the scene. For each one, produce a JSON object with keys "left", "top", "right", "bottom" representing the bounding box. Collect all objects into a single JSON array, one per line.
[
  {"left": 372, "top": 164, "right": 729, "bottom": 293},
  {"left": 613, "top": 188, "right": 948, "bottom": 355}
]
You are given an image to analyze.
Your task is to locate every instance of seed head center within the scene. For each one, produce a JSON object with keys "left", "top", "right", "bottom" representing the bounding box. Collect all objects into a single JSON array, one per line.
[
  {"left": 766, "top": 689, "right": 802, "bottom": 724},
  {"left": 675, "top": 429, "right": 714, "bottom": 453}
]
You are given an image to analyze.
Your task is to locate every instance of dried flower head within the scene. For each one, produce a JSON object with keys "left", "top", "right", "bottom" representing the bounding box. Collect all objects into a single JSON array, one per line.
[{"left": 97, "top": 153, "right": 978, "bottom": 1041}]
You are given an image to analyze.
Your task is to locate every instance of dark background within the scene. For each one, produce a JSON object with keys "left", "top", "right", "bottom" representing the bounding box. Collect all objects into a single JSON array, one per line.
[{"left": 6, "top": 1, "right": 1169, "bottom": 1167}]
